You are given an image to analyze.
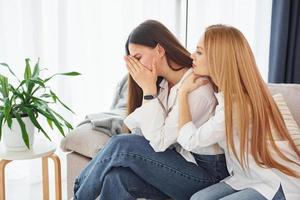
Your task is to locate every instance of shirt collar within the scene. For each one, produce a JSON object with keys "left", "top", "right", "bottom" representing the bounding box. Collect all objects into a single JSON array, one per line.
[
  {"left": 214, "top": 92, "right": 224, "bottom": 106},
  {"left": 159, "top": 78, "right": 168, "bottom": 90}
]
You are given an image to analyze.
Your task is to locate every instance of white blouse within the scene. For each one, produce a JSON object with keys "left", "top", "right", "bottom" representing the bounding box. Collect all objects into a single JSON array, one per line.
[
  {"left": 124, "top": 68, "right": 223, "bottom": 164},
  {"left": 177, "top": 92, "right": 300, "bottom": 200}
]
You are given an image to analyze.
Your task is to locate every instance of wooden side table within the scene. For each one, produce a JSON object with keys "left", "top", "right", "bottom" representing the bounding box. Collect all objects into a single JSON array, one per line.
[{"left": 0, "top": 137, "right": 62, "bottom": 200}]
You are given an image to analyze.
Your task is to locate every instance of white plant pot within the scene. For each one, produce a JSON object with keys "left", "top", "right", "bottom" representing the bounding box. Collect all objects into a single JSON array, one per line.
[{"left": 2, "top": 116, "right": 35, "bottom": 151}]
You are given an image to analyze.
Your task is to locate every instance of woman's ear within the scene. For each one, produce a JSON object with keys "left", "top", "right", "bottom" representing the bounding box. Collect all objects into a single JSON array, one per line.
[{"left": 155, "top": 43, "right": 165, "bottom": 58}]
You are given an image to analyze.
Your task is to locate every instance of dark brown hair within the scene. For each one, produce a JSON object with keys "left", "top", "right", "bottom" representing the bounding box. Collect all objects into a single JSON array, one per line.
[{"left": 125, "top": 20, "right": 192, "bottom": 121}]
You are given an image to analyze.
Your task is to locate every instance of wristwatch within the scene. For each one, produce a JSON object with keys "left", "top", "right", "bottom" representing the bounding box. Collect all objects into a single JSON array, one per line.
[{"left": 143, "top": 94, "right": 157, "bottom": 100}]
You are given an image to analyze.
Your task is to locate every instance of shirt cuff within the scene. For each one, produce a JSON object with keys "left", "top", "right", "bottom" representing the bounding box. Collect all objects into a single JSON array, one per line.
[
  {"left": 124, "top": 98, "right": 163, "bottom": 131},
  {"left": 177, "top": 121, "right": 197, "bottom": 151}
]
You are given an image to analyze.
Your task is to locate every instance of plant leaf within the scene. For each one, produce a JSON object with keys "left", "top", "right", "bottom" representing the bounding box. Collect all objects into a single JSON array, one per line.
[
  {"left": 40, "top": 94, "right": 52, "bottom": 98},
  {"left": 0, "top": 74, "right": 9, "bottom": 97},
  {"left": 44, "top": 71, "right": 81, "bottom": 82},
  {"left": 48, "top": 108, "right": 73, "bottom": 130},
  {"left": 31, "top": 96, "right": 52, "bottom": 105},
  {"left": 32, "top": 58, "right": 40, "bottom": 78},
  {"left": 23, "top": 107, "right": 51, "bottom": 141},
  {"left": 0, "top": 113, "right": 4, "bottom": 140},
  {"left": 24, "top": 59, "right": 36, "bottom": 96},
  {"left": 0, "top": 63, "right": 20, "bottom": 82},
  {"left": 9, "top": 84, "right": 25, "bottom": 102},
  {"left": 36, "top": 107, "right": 63, "bottom": 135},
  {"left": 24, "top": 58, "right": 32, "bottom": 81},
  {"left": 50, "top": 90, "right": 75, "bottom": 114},
  {"left": 3, "top": 97, "right": 12, "bottom": 128},
  {"left": 15, "top": 114, "right": 30, "bottom": 149},
  {"left": 47, "top": 118, "right": 53, "bottom": 129},
  {"left": 49, "top": 90, "right": 57, "bottom": 103},
  {"left": 60, "top": 72, "right": 81, "bottom": 76},
  {"left": 45, "top": 108, "right": 65, "bottom": 136},
  {"left": 29, "top": 78, "right": 45, "bottom": 88}
]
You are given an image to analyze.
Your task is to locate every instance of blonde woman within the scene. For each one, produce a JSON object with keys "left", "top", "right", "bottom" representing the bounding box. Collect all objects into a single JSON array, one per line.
[{"left": 177, "top": 24, "right": 300, "bottom": 200}]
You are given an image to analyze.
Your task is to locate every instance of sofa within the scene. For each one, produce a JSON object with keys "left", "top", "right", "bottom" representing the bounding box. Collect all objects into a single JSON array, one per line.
[{"left": 60, "top": 83, "right": 300, "bottom": 199}]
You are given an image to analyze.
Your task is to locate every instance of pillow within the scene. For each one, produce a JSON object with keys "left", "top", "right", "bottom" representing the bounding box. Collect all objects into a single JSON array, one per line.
[
  {"left": 273, "top": 93, "right": 300, "bottom": 150},
  {"left": 60, "top": 123, "right": 111, "bottom": 158}
]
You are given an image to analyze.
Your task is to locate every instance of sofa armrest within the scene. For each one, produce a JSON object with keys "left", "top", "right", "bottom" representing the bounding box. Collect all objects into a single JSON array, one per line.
[{"left": 60, "top": 123, "right": 111, "bottom": 158}]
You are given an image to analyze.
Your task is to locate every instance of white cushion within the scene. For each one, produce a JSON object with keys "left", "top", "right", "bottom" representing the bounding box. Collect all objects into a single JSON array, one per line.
[
  {"left": 268, "top": 84, "right": 300, "bottom": 126},
  {"left": 273, "top": 93, "right": 300, "bottom": 150},
  {"left": 60, "top": 123, "right": 111, "bottom": 158}
]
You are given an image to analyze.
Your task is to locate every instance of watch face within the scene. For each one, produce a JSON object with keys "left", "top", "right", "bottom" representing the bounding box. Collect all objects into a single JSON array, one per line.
[{"left": 144, "top": 95, "right": 155, "bottom": 100}]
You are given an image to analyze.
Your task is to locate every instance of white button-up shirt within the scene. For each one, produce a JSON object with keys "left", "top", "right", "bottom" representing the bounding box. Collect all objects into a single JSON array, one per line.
[
  {"left": 178, "top": 92, "right": 300, "bottom": 200},
  {"left": 124, "top": 68, "right": 223, "bottom": 164}
]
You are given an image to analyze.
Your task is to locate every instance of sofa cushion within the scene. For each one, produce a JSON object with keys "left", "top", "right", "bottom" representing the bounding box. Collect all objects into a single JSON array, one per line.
[
  {"left": 273, "top": 93, "right": 300, "bottom": 150},
  {"left": 268, "top": 84, "right": 300, "bottom": 126},
  {"left": 60, "top": 123, "right": 110, "bottom": 158}
]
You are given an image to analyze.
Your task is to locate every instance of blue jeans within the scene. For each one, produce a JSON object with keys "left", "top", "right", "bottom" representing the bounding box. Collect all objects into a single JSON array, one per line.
[
  {"left": 190, "top": 182, "right": 286, "bottom": 200},
  {"left": 74, "top": 134, "right": 229, "bottom": 200}
]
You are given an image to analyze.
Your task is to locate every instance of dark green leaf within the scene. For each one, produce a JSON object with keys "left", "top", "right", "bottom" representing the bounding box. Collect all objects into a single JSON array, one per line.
[
  {"left": 47, "top": 118, "right": 53, "bottom": 129},
  {"left": 23, "top": 107, "right": 51, "bottom": 141},
  {"left": 50, "top": 90, "right": 75, "bottom": 114},
  {"left": 0, "top": 75, "right": 9, "bottom": 97},
  {"left": 16, "top": 80, "right": 26, "bottom": 91},
  {"left": 9, "top": 85, "right": 25, "bottom": 102},
  {"left": 48, "top": 108, "right": 73, "bottom": 130},
  {"left": 60, "top": 72, "right": 81, "bottom": 76},
  {"left": 24, "top": 59, "right": 35, "bottom": 96},
  {"left": 32, "top": 58, "right": 40, "bottom": 78},
  {"left": 3, "top": 97, "right": 12, "bottom": 128},
  {"left": 29, "top": 78, "right": 45, "bottom": 88},
  {"left": 45, "top": 108, "right": 65, "bottom": 136},
  {"left": 0, "top": 113, "right": 4, "bottom": 140},
  {"left": 31, "top": 96, "right": 52, "bottom": 105},
  {"left": 30, "top": 85, "right": 42, "bottom": 96},
  {"left": 49, "top": 90, "right": 57, "bottom": 103},
  {"left": 44, "top": 71, "right": 81, "bottom": 82},
  {"left": 35, "top": 108, "right": 59, "bottom": 133},
  {"left": 6, "top": 116, "right": 12, "bottom": 129},
  {"left": 15, "top": 114, "right": 30, "bottom": 149},
  {"left": 37, "top": 107, "right": 64, "bottom": 136},
  {"left": 40, "top": 94, "right": 52, "bottom": 98},
  {"left": 24, "top": 58, "right": 32, "bottom": 81}
]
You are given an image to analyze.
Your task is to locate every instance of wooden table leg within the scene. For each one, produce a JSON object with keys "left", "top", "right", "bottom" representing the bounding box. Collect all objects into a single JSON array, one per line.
[
  {"left": 0, "top": 159, "right": 11, "bottom": 200},
  {"left": 42, "top": 157, "right": 49, "bottom": 200},
  {"left": 49, "top": 154, "right": 62, "bottom": 200}
]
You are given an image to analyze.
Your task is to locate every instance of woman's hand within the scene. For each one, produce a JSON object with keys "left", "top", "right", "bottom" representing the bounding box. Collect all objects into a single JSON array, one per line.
[
  {"left": 124, "top": 56, "right": 157, "bottom": 95},
  {"left": 178, "top": 73, "right": 208, "bottom": 128},
  {"left": 179, "top": 73, "right": 208, "bottom": 96}
]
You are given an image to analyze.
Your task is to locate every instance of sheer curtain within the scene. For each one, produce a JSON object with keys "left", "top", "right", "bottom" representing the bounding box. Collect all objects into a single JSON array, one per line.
[
  {"left": 186, "top": 0, "right": 273, "bottom": 81},
  {"left": 0, "top": 0, "right": 185, "bottom": 199}
]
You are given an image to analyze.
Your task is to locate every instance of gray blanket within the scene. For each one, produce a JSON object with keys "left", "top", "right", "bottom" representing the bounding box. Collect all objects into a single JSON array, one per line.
[{"left": 78, "top": 75, "right": 128, "bottom": 136}]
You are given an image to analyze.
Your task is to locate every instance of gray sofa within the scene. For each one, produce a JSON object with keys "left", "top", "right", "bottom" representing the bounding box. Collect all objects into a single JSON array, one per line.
[{"left": 60, "top": 83, "right": 300, "bottom": 199}]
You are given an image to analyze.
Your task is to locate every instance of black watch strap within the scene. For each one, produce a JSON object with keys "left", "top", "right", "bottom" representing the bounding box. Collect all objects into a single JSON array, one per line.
[{"left": 143, "top": 94, "right": 157, "bottom": 100}]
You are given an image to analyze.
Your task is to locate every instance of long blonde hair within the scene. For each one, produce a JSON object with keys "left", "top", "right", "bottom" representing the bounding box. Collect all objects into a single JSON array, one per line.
[{"left": 204, "top": 24, "right": 300, "bottom": 177}]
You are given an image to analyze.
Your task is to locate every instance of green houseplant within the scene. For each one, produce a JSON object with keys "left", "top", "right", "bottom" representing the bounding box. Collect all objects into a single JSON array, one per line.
[{"left": 0, "top": 58, "right": 80, "bottom": 150}]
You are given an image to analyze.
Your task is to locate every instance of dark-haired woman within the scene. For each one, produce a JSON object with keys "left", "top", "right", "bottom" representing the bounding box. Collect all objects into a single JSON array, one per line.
[{"left": 73, "top": 20, "right": 228, "bottom": 200}]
